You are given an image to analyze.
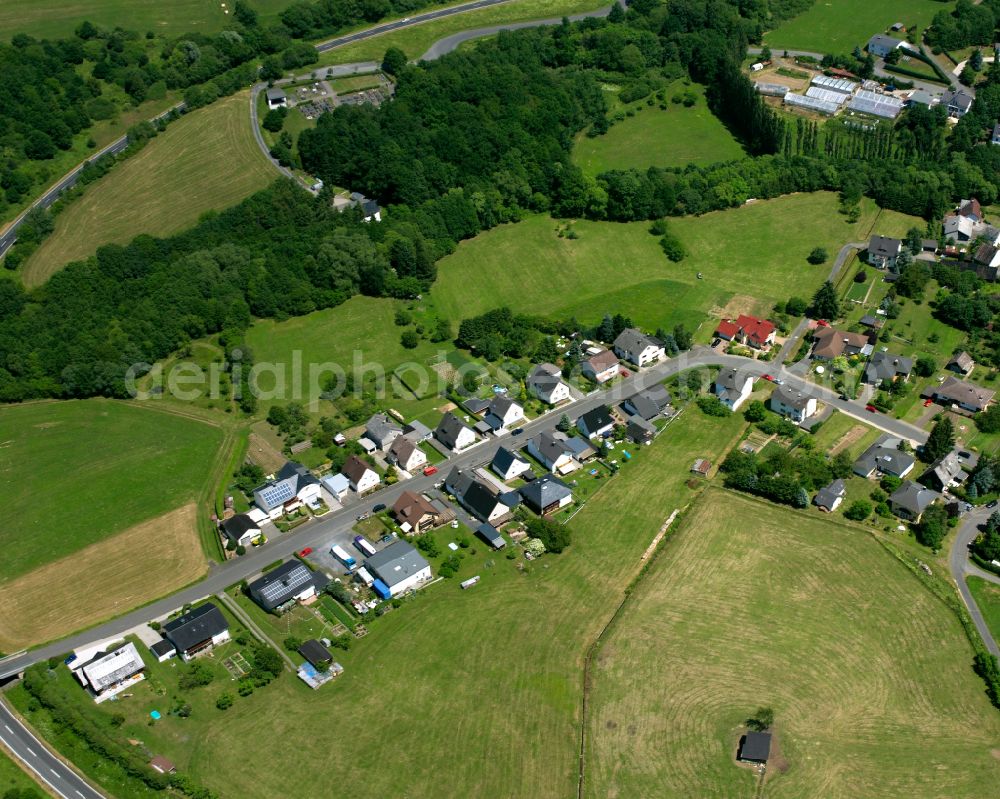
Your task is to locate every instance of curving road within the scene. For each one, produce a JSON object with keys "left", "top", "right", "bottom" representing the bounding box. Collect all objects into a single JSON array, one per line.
[{"left": 950, "top": 507, "right": 1000, "bottom": 657}]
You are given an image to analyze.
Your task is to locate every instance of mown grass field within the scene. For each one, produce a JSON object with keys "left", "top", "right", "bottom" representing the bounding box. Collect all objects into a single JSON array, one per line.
[
  {"left": 585, "top": 489, "right": 1000, "bottom": 798},
  {"left": 11, "top": 406, "right": 749, "bottom": 798},
  {"left": 968, "top": 576, "right": 1000, "bottom": 644},
  {"left": 0, "top": 0, "right": 289, "bottom": 40},
  {"left": 574, "top": 82, "right": 745, "bottom": 176},
  {"left": 316, "top": 0, "right": 606, "bottom": 66},
  {"left": 0, "top": 747, "right": 42, "bottom": 797},
  {"left": 0, "top": 400, "right": 223, "bottom": 582},
  {"left": 432, "top": 193, "right": 921, "bottom": 334},
  {"left": 21, "top": 92, "right": 275, "bottom": 288},
  {"left": 765, "top": 0, "right": 950, "bottom": 54}
]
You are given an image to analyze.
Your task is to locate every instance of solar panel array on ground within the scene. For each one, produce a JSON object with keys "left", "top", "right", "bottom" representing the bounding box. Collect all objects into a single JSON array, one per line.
[
  {"left": 784, "top": 92, "right": 841, "bottom": 115},
  {"left": 848, "top": 90, "right": 904, "bottom": 119},
  {"left": 753, "top": 82, "right": 789, "bottom": 97},
  {"left": 811, "top": 75, "right": 857, "bottom": 95},
  {"left": 806, "top": 86, "right": 850, "bottom": 106}
]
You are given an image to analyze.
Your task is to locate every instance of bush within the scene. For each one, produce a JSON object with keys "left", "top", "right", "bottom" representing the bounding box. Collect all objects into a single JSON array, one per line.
[
  {"left": 843, "top": 500, "right": 872, "bottom": 521},
  {"left": 807, "top": 247, "right": 828, "bottom": 265},
  {"left": 524, "top": 517, "right": 572, "bottom": 553},
  {"left": 216, "top": 693, "right": 234, "bottom": 710},
  {"left": 696, "top": 395, "right": 732, "bottom": 417},
  {"left": 178, "top": 660, "right": 214, "bottom": 690}
]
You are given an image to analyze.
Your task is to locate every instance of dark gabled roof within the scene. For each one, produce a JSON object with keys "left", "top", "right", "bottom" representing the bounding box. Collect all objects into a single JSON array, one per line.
[
  {"left": 276, "top": 461, "right": 320, "bottom": 489},
  {"left": 462, "top": 479, "right": 507, "bottom": 520},
  {"left": 162, "top": 603, "right": 229, "bottom": 653},
  {"left": 868, "top": 234, "right": 901, "bottom": 258},
  {"left": 436, "top": 411, "right": 473, "bottom": 449},
  {"left": 475, "top": 523, "right": 505, "bottom": 548},
  {"left": 150, "top": 639, "right": 175, "bottom": 657},
  {"left": 298, "top": 639, "right": 333, "bottom": 668},
  {"left": 814, "top": 479, "right": 846, "bottom": 509},
  {"left": 890, "top": 480, "right": 940, "bottom": 514},
  {"left": 739, "top": 731, "right": 771, "bottom": 762},
  {"left": 221, "top": 513, "right": 259, "bottom": 541},
  {"left": 491, "top": 446, "right": 528, "bottom": 476},
  {"left": 464, "top": 398, "right": 491, "bottom": 414},
  {"left": 865, "top": 352, "right": 913, "bottom": 384},
  {"left": 578, "top": 404, "right": 614, "bottom": 434},
  {"left": 519, "top": 473, "right": 572, "bottom": 512},
  {"left": 248, "top": 561, "right": 324, "bottom": 611}
]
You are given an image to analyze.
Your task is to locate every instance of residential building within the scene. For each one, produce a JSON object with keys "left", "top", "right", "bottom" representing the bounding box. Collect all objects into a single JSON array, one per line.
[
  {"left": 973, "top": 243, "right": 1000, "bottom": 280},
  {"left": 943, "top": 213, "right": 977, "bottom": 243},
  {"left": 866, "top": 235, "right": 902, "bottom": 269},
  {"left": 527, "top": 363, "right": 571, "bottom": 405},
  {"left": 74, "top": 642, "right": 145, "bottom": 703},
  {"left": 392, "top": 490, "right": 445, "bottom": 533},
  {"left": 484, "top": 395, "right": 525, "bottom": 432},
  {"left": 527, "top": 430, "right": 578, "bottom": 474},
  {"left": 577, "top": 404, "right": 615, "bottom": 439},
  {"left": 889, "top": 480, "right": 941, "bottom": 522},
  {"left": 908, "top": 89, "right": 934, "bottom": 108},
  {"left": 387, "top": 435, "right": 427, "bottom": 473},
  {"left": 811, "top": 327, "right": 872, "bottom": 360},
  {"left": 947, "top": 351, "right": 975, "bottom": 376},
  {"left": 714, "top": 314, "right": 777, "bottom": 350},
  {"left": 490, "top": 446, "right": 532, "bottom": 482},
  {"left": 581, "top": 349, "right": 621, "bottom": 383},
  {"left": 622, "top": 385, "right": 672, "bottom": 421},
  {"left": 365, "top": 541, "right": 432, "bottom": 597},
  {"left": 613, "top": 328, "right": 665, "bottom": 367},
  {"left": 626, "top": 416, "right": 656, "bottom": 444},
  {"left": 248, "top": 560, "right": 328, "bottom": 612},
  {"left": 864, "top": 352, "right": 913, "bottom": 385},
  {"left": 342, "top": 455, "right": 380, "bottom": 494},
  {"left": 519, "top": 474, "right": 574, "bottom": 515},
  {"left": 365, "top": 413, "right": 402, "bottom": 451},
  {"left": 927, "top": 376, "right": 995, "bottom": 413},
  {"left": 252, "top": 462, "right": 322, "bottom": 520},
  {"left": 867, "top": 34, "right": 905, "bottom": 58},
  {"left": 321, "top": 472, "right": 351, "bottom": 500},
  {"left": 220, "top": 513, "right": 261, "bottom": 548},
  {"left": 770, "top": 384, "right": 817, "bottom": 423},
  {"left": 853, "top": 436, "right": 915, "bottom": 479},
  {"left": 265, "top": 87, "right": 287, "bottom": 109},
  {"left": 402, "top": 419, "right": 433, "bottom": 442},
  {"left": 435, "top": 411, "right": 478, "bottom": 451},
  {"left": 149, "top": 640, "right": 175, "bottom": 662},
  {"left": 919, "top": 451, "right": 966, "bottom": 492},
  {"left": 162, "top": 603, "right": 230, "bottom": 661},
  {"left": 714, "top": 368, "right": 754, "bottom": 411},
  {"left": 814, "top": 479, "right": 847, "bottom": 512},
  {"left": 859, "top": 314, "right": 883, "bottom": 330},
  {"left": 563, "top": 435, "right": 597, "bottom": 463},
  {"left": 942, "top": 89, "right": 974, "bottom": 118},
  {"left": 349, "top": 191, "right": 382, "bottom": 222},
  {"left": 475, "top": 522, "right": 506, "bottom": 550},
  {"left": 446, "top": 468, "right": 519, "bottom": 524}
]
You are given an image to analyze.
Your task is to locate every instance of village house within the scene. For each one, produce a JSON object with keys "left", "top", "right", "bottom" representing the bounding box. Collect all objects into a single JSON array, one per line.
[
  {"left": 714, "top": 367, "right": 754, "bottom": 411},
  {"left": 581, "top": 349, "right": 621, "bottom": 383},
  {"left": 811, "top": 327, "right": 872, "bottom": 360},
  {"left": 622, "top": 385, "right": 672, "bottom": 421},
  {"left": 162, "top": 603, "right": 230, "bottom": 662},
  {"left": 265, "top": 87, "right": 287, "bottom": 109},
  {"left": 519, "top": 474, "right": 574, "bottom": 516},
  {"left": 392, "top": 490, "right": 449, "bottom": 533},
  {"left": 853, "top": 436, "right": 915, "bottom": 479},
  {"left": 946, "top": 351, "right": 975, "bottom": 376},
  {"left": 72, "top": 642, "right": 146, "bottom": 703},
  {"left": 365, "top": 540, "right": 432, "bottom": 598},
  {"left": 527, "top": 363, "right": 572, "bottom": 405},
  {"left": 864, "top": 352, "right": 913, "bottom": 385},
  {"left": 527, "top": 430, "right": 580, "bottom": 474},
  {"left": 919, "top": 451, "right": 967, "bottom": 492},
  {"left": 577, "top": 405, "right": 616, "bottom": 439},
  {"left": 321, "top": 472, "right": 350, "bottom": 501},
  {"left": 867, "top": 33, "right": 907, "bottom": 58},
  {"left": 626, "top": 416, "right": 657, "bottom": 444},
  {"left": 490, "top": 446, "right": 533, "bottom": 482},
  {"left": 889, "top": 480, "right": 941, "bottom": 522},
  {"left": 220, "top": 513, "right": 261, "bottom": 548},
  {"left": 446, "top": 467, "right": 519, "bottom": 525},
  {"left": 942, "top": 88, "right": 974, "bottom": 118},
  {"left": 402, "top": 419, "right": 433, "bottom": 442},
  {"left": 342, "top": 455, "right": 381, "bottom": 494},
  {"left": 925, "top": 376, "right": 995, "bottom": 413},
  {"left": 252, "top": 461, "right": 322, "bottom": 520},
  {"left": 769, "top": 384, "right": 817, "bottom": 423},
  {"left": 814, "top": 479, "right": 847, "bottom": 512},
  {"left": 435, "top": 411, "right": 478, "bottom": 451},
  {"left": 613, "top": 328, "right": 665, "bottom": 367},
  {"left": 866, "top": 235, "right": 902, "bottom": 270},
  {"left": 365, "top": 413, "right": 403, "bottom": 451},
  {"left": 387, "top": 435, "right": 427, "bottom": 474},
  {"left": 248, "top": 560, "right": 328, "bottom": 612},
  {"left": 714, "top": 314, "right": 777, "bottom": 350},
  {"left": 483, "top": 395, "right": 526, "bottom": 432}
]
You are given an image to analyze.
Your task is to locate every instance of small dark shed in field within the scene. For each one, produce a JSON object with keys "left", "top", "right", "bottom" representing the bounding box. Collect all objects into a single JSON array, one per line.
[{"left": 738, "top": 731, "right": 772, "bottom": 763}]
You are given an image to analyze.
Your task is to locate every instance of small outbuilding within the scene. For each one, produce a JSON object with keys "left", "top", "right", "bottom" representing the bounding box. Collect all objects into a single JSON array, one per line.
[
  {"left": 475, "top": 522, "right": 506, "bottom": 550},
  {"left": 738, "top": 731, "right": 772, "bottom": 763},
  {"left": 265, "top": 87, "right": 287, "bottom": 109},
  {"left": 298, "top": 639, "right": 334, "bottom": 669}
]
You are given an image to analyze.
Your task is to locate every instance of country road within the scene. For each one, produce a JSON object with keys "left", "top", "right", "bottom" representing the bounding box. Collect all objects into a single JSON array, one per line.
[{"left": 950, "top": 507, "right": 1000, "bottom": 657}]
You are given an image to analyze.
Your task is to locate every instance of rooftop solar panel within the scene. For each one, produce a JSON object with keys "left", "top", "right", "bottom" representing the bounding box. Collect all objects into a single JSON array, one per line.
[{"left": 258, "top": 564, "right": 312, "bottom": 604}]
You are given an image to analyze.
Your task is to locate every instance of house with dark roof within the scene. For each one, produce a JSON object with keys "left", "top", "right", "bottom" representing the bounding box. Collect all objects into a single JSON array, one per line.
[
  {"left": 491, "top": 446, "right": 532, "bottom": 482},
  {"left": 814, "top": 479, "right": 847, "bottom": 512},
  {"left": 149, "top": 639, "right": 175, "bottom": 662},
  {"left": 944, "top": 212, "right": 976, "bottom": 243},
  {"left": 738, "top": 731, "right": 772, "bottom": 764},
  {"left": 435, "top": 411, "right": 477, "bottom": 451},
  {"left": 527, "top": 431, "right": 578, "bottom": 474},
  {"left": 446, "top": 468, "right": 518, "bottom": 524},
  {"left": 865, "top": 352, "right": 913, "bottom": 385},
  {"left": 248, "top": 560, "right": 328, "bottom": 612},
  {"left": 867, "top": 235, "right": 902, "bottom": 269},
  {"left": 298, "top": 639, "right": 334, "bottom": 669},
  {"left": 162, "top": 603, "right": 230, "bottom": 661},
  {"left": 402, "top": 419, "right": 433, "bottom": 442},
  {"left": 942, "top": 89, "right": 974, "bottom": 118},
  {"left": 947, "top": 351, "right": 975, "bottom": 376},
  {"left": 365, "top": 413, "right": 402, "bottom": 451},
  {"left": 527, "top": 363, "right": 571, "bottom": 405},
  {"left": 770, "top": 384, "right": 817, "bottom": 423},
  {"left": 623, "top": 385, "right": 672, "bottom": 421},
  {"left": 973, "top": 243, "right": 1000, "bottom": 280},
  {"left": 265, "top": 87, "right": 287, "bottom": 109},
  {"left": 365, "top": 540, "right": 432, "bottom": 597},
  {"left": 859, "top": 314, "right": 883, "bottom": 330},
  {"left": 853, "top": 436, "right": 916, "bottom": 479},
  {"left": 475, "top": 522, "right": 506, "bottom": 550},
  {"left": 387, "top": 435, "right": 427, "bottom": 474},
  {"left": 252, "top": 461, "right": 322, "bottom": 520},
  {"left": 919, "top": 451, "right": 966, "bottom": 492},
  {"left": 889, "top": 480, "right": 940, "bottom": 522},
  {"left": 220, "top": 513, "right": 261, "bottom": 548},
  {"left": 714, "top": 368, "right": 754, "bottom": 411},
  {"left": 867, "top": 34, "right": 905, "bottom": 57},
  {"left": 577, "top": 405, "right": 615, "bottom": 439},
  {"left": 613, "top": 328, "right": 665, "bottom": 367},
  {"left": 581, "top": 349, "right": 620, "bottom": 383},
  {"left": 392, "top": 490, "right": 445, "bottom": 533},
  {"left": 484, "top": 395, "right": 525, "bottom": 432},
  {"left": 993, "top": 122, "right": 1000, "bottom": 146},
  {"left": 342, "top": 454, "right": 380, "bottom": 494},
  {"left": 520, "top": 474, "right": 573, "bottom": 515},
  {"left": 627, "top": 416, "right": 657, "bottom": 444},
  {"left": 926, "top": 376, "right": 995, "bottom": 413},
  {"left": 812, "top": 327, "right": 871, "bottom": 360}
]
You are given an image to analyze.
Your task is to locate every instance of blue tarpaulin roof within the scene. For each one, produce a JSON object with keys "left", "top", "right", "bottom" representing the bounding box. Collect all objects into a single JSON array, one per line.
[{"left": 372, "top": 579, "right": 391, "bottom": 600}]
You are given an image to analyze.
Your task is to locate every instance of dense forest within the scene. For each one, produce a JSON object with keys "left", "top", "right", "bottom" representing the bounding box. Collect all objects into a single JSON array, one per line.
[{"left": 3, "top": 0, "right": 1000, "bottom": 402}]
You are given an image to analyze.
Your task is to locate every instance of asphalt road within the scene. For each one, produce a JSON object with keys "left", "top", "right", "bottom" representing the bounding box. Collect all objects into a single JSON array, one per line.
[
  {"left": 949, "top": 506, "right": 1000, "bottom": 657},
  {"left": 0, "top": 700, "right": 105, "bottom": 799},
  {"left": 0, "top": 104, "right": 182, "bottom": 260},
  {"left": 0, "top": 348, "right": 929, "bottom": 682}
]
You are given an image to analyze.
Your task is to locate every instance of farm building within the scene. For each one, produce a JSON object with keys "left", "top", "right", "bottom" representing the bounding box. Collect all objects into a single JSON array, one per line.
[
  {"left": 811, "top": 74, "right": 856, "bottom": 95},
  {"left": 806, "top": 86, "right": 850, "bottom": 107},
  {"left": 784, "top": 92, "right": 841, "bottom": 115},
  {"left": 848, "top": 90, "right": 904, "bottom": 119},
  {"left": 753, "top": 82, "right": 789, "bottom": 97},
  {"left": 365, "top": 540, "right": 432, "bottom": 597},
  {"left": 248, "top": 560, "right": 328, "bottom": 612},
  {"left": 691, "top": 459, "right": 711, "bottom": 477},
  {"left": 162, "top": 603, "right": 230, "bottom": 661},
  {"left": 738, "top": 731, "right": 772, "bottom": 764},
  {"left": 265, "top": 88, "right": 287, "bottom": 109},
  {"left": 73, "top": 642, "right": 146, "bottom": 703}
]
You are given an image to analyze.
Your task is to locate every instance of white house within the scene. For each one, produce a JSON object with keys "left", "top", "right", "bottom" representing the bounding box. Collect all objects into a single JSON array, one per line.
[
  {"left": 220, "top": 513, "right": 261, "bottom": 548},
  {"left": 613, "top": 328, "right": 665, "bottom": 368},
  {"left": 527, "top": 431, "right": 578, "bottom": 474},
  {"left": 73, "top": 642, "right": 146, "bottom": 703},
  {"left": 576, "top": 405, "right": 615, "bottom": 439},
  {"left": 365, "top": 540, "right": 432, "bottom": 597},
  {"left": 484, "top": 395, "right": 525, "bottom": 431},
  {"left": 714, "top": 368, "right": 754, "bottom": 411},
  {"left": 435, "top": 412, "right": 478, "bottom": 451},
  {"left": 770, "top": 384, "right": 817, "bottom": 423},
  {"left": 342, "top": 455, "right": 380, "bottom": 494},
  {"left": 252, "top": 462, "right": 322, "bottom": 520},
  {"left": 387, "top": 435, "right": 427, "bottom": 473},
  {"left": 581, "top": 349, "right": 620, "bottom": 383},
  {"left": 265, "top": 87, "right": 287, "bottom": 109},
  {"left": 490, "top": 446, "right": 532, "bottom": 481},
  {"left": 527, "top": 363, "right": 571, "bottom": 405}
]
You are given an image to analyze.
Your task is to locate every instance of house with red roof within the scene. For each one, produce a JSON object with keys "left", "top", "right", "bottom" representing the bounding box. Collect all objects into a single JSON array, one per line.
[{"left": 714, "top": 314, "right": 776, "bottom": 350}]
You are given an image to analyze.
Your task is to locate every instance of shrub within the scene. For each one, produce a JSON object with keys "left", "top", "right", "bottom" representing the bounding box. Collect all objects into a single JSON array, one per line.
[
  {"left": 843, "top": 500, "right": 872, "bottom": 521},
  {"left": 696, "top": 395, "right": 732, "bottom": 417},
  {"left": 216, "top": 693, "right": 234, "bottom": 710},
  {"left": 807, "top": 247, "right": 828, "bottom": 265}
]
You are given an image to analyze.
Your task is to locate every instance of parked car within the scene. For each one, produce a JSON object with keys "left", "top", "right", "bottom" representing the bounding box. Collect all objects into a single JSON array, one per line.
[
  {"left": 816, "top": 319, "right": 829, "bottom": 327},
  {"left": 423, "top": 465, "right": 438, "bottom": 476},
  {"left": 511, "top": 427, "right": 524, "bottom": 436},
  {"left": 372, "top": 503, "right": 386, "bottom": 513},
  {"left": 763, "top": 374, "right": 775, "bottom": 382},
  {"left": 356, "top": 512, "right": 369, "bottom": 521},
  {"left": 298, "top": 547, "right": 313, "bottom": 557},
  {"left": 988, "top": 500, "right": 999, "bottom": 509},
  {"left": 380, "top": 534, "right": 395, "bottom": 544},
  {"left": 865, "top": 404, "right": 878, "bottom": 412},
  {"left": 924, "top": 398, "right": 934, "bottom": 407}
]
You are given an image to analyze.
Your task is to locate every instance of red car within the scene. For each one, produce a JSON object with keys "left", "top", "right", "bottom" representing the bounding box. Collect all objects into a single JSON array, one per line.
[
  {"left": 423, "top": 465, "right": 438, "bottom": 476},
  {"left": 620, "top": 369, "right": 631, "bottom": 377},
  {"left": 815, "top": 319, "right": 829, "bottom": 327},
  {"left": 762, "top": 374, "right": 775, "bottom": 382},
  {"left": 923, "top": 398, "right": 934, "bottom": 407},
  {"left": 865, "top": 404, "right": 877, "bottom": 413},
  {"left": 298, "top": 547, "right": 313, "bottom": 557}
]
